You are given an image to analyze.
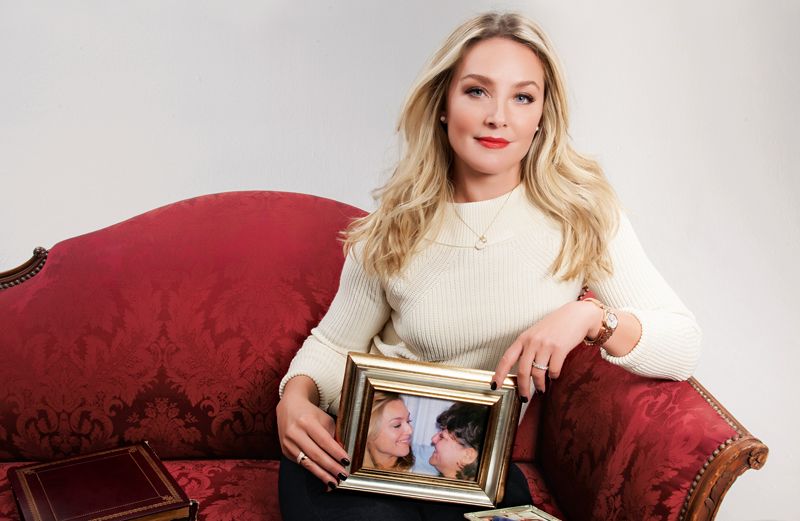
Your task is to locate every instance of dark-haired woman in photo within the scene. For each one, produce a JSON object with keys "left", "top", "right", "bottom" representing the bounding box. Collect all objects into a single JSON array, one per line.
[{"left": 429, "top": 402, "right": 488, "bottom": 480}]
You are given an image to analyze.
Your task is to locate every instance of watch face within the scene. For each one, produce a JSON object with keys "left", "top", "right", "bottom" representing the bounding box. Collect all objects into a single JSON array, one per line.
[{"left": 607, "top": 312, "right": 619, "bottom": 329}]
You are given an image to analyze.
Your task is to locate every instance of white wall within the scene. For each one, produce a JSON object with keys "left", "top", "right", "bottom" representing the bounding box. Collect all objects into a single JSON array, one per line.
[{"left": 1, "top": 1, "right": 797, "bottom": 519}]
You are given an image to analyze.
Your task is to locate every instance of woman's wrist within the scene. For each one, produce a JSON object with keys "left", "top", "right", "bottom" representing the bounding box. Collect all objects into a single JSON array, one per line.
[
  {"left": 577, "top": 300, "right": 604, "bottom": 340},
  {"left": 598, "top": 310, "right": 642, "bottom": 358},
  {"left": 283, "top": 375, "right": 321, "bottom": 407}
]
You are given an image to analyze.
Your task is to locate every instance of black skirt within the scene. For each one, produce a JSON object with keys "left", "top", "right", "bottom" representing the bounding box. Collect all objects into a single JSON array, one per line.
[{"left": 278, "top": 453, "right": 533, "bottom": 521}]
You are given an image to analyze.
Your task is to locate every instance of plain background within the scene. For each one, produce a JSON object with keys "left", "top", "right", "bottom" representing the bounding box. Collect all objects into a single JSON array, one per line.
[{"left": 1, "top": 1, "right": 798, "bottom": 519}]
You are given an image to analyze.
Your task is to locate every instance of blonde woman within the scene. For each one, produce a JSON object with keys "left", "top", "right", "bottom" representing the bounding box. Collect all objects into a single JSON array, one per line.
[
  {"left": 277, "top": 11, "right": 701, "bottom": 520},
  {"left": 363, "top": 392, "right": 415, "bottom": 471}
]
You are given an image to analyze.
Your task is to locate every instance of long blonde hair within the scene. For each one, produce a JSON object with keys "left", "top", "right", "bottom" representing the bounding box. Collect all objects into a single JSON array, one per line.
[{"left": 344, "top": 12, "right": 620, "bottom": 285}]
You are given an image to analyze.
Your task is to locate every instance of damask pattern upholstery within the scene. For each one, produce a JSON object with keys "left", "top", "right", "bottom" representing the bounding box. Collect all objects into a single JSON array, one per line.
[
  {"left": 0, "top": 191, "right": 355, "bottom": 462},
  {"left": 0, "top": 191, "right": 755, "bottom": 520},
  {"left": 539, "top": 347, "right": 737, "bottom": 521}
]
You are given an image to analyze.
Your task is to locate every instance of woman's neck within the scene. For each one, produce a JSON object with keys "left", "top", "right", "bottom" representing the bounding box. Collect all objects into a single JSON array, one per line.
[{"left": 450, "top": 170, "right": 522, "bottom": 203}]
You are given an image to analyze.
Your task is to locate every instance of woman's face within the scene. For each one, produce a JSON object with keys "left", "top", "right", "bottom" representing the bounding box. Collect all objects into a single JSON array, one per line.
[
  {"left": 368, "top": 399, "right": 413, "bottom": 460},
  {"left": 429, "top": 428, "right": 476, "bottom": 478},
  {"left": 444, "top": 36, "right": 545, "bottom": 187}
]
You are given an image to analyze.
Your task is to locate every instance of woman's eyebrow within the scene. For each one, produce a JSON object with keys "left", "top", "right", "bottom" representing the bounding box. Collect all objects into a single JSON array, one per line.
[{"left": 460, "top": 73, "right": 540, "bottom": 90}]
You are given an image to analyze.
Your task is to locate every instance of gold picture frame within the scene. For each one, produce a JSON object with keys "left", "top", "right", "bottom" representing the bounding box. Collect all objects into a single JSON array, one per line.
[{"left": 335, "top": 352, "right": 520, "bottom": 507}]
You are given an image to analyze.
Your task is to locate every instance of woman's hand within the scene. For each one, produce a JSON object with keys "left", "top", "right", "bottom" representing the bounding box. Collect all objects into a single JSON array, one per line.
[
  {"left": 492, "top": 300, "right": 602, "bottom": 398},
  {"left": 277, "top": 376, "right": 351, "bottom": 489}
]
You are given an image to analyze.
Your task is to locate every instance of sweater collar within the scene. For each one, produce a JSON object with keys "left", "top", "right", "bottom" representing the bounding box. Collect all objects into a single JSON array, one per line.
[{"left": 425, "top": 183, "right": 539, "bottom": 248}]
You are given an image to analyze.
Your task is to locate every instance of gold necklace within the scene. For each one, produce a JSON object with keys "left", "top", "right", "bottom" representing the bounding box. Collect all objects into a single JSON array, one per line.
[{"left": 452, "top": 187, "right": 515, "bottom": 251}]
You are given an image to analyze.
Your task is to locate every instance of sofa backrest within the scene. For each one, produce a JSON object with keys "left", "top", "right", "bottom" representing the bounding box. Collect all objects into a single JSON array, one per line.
[{"left": 0, "top": 191, "right": 364, "bottom": 461}]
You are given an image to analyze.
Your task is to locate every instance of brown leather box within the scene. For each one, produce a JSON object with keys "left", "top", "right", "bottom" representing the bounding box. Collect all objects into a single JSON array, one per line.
[{"left": 8, "top": 442, "right": 197, "bottom": 521}]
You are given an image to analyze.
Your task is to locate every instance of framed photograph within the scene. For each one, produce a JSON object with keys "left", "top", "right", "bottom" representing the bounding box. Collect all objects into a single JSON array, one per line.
[
  {"left": 335, "top": 352, "right": 520, "bottom": 507},
  {"left": 463, "top": 504, "right": 562, "bottom": 520}
]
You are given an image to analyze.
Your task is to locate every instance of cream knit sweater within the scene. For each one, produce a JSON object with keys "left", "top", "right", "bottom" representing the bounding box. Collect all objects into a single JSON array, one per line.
[{"left": 279, "top": 184, "right": 701, "bottom": 414}]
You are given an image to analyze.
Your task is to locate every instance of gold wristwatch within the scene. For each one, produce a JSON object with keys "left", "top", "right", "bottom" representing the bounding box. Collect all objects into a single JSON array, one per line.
[{"left": 582, "top": 298, "right": 618, "bottom": 347}]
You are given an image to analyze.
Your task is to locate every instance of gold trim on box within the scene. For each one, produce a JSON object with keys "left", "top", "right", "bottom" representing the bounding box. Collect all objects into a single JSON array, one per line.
[
  {"left": 139, "top": 448, "right": 181, "bottom": 500},
  {"left": 89, "top": 499, "right": 186, "bottom": 521},
  {"left": 18, "top": 471, "right": 44, "bottom": 521}
]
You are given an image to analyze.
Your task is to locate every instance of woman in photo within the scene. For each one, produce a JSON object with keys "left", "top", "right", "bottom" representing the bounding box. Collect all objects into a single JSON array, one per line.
[
  {"left": 277, "top": 10, "right": 701, "bottom": 521},
  {"left": 363, "top": 391, "right": 415, "bottom": 471}
]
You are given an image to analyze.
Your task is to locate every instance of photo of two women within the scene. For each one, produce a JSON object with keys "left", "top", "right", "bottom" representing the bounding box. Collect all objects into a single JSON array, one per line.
[{"left": 363, "top": 391, "right": 489, "bottom": 482}]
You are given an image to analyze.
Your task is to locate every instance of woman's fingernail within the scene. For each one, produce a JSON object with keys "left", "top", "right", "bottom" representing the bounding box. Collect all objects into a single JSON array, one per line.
[
  {"left": 490, "top": 381, "right": 497, "bottom": 391},
  {"left": 520, "top": 395, "right": 528, "bottom": 403},
  {"left": 340, "top": 457, "right": 350, "bottom": 466},
  {"left": 338, "top": 472, "right": 347, "bottom": 482},
  {"left": 327, "top": 481, "right": 337, "bottom": 491}
]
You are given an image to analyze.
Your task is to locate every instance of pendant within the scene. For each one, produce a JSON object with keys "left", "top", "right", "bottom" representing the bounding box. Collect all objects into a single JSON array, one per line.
[{"left": 475, "top": 235, "right": 488, "bottom": 250}]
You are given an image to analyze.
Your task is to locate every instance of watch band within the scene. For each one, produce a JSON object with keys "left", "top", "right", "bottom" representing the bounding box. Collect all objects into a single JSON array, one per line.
[{"left": 582, "top": 298, "right": 618, "bottom": 346}]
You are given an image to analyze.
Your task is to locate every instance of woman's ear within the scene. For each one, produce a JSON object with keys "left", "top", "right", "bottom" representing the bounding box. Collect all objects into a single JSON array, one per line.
[{"left": 459, "top": 447, "right": 478, "bottom": 466}]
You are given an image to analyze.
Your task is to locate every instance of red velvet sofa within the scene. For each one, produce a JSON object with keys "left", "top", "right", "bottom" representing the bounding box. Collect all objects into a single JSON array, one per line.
[{"left": 0, "top": 191, "right": 767, "bottom": 520}]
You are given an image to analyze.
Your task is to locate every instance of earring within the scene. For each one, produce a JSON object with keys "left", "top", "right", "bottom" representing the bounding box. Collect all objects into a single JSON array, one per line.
[
  {"left": 535, "top": 126, "right": 540, "bottom": 132},
  {"left": 440, "top": 115, "right": 447, "bottom": 123}
]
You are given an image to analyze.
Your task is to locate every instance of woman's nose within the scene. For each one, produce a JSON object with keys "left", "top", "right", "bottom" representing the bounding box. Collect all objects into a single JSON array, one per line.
[{"left": 485, "top": 101, "right": 508, "bottom": 127}]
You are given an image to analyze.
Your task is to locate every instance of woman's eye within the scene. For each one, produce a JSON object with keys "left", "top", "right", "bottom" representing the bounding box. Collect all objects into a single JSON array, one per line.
[{"left": 467, "top": 87, "right": 534, "bottom": 104}]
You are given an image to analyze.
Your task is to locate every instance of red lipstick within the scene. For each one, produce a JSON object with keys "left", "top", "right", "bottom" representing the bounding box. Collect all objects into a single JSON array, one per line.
[{"left": 476, "top": 136, "right": 510, "bottom": 149}]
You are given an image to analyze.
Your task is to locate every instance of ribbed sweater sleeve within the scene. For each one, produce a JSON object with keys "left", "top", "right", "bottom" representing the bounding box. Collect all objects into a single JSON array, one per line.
[
  {"left": 593, "top": 211, "right": 702, "bottom": 380},
  {"left": 278, "top": 246, "right": 390, "bottom": 413}
]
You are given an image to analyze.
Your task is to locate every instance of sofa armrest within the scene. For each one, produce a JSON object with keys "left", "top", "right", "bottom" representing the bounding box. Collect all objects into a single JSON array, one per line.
[
  {"left": 681, "top": 379, "right": 767, "bottom": 521},
  {"left": 538, "top": 346, "right": 767, "bottom": 521}
]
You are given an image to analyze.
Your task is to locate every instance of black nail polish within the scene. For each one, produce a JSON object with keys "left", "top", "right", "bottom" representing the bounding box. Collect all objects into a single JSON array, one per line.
[
  {"left": 338, "top": 473, "right": 347, "bottom": 482},
  {"left": 490, "top": 381, "right": 497, "bottom": 391},
  {"left": 340, "top": 457, "right": 350, "bottom": 466},
  {"left": 520, "top": 395, "right": 528, "bottom": 403},
  {"left": 327, "top": 481, "right": 337, "bottom": 491}
]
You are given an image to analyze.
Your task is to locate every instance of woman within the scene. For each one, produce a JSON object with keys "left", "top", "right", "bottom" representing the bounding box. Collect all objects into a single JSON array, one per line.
[
  {"left": 277, "top": 11, "right": 701, "bottom": 520},
  {"left": 429, "top": 402, "right": 488, "bottom": 481},
  {"left": 363, "top": 392, "right": 415, "bottom": 471}
]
